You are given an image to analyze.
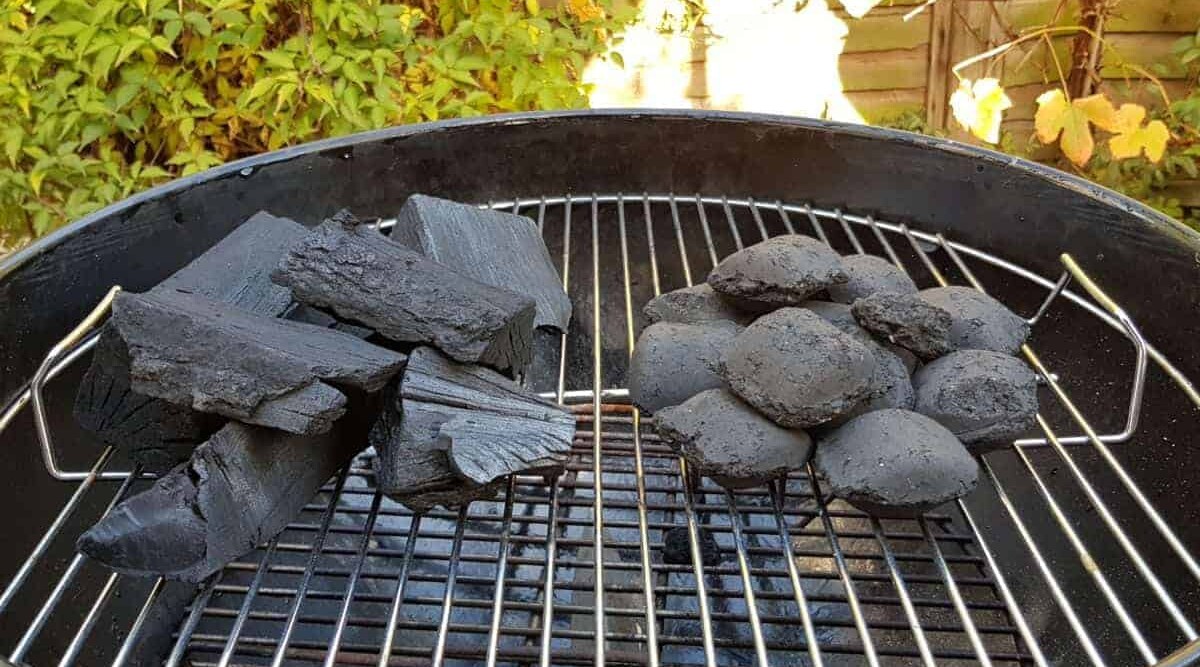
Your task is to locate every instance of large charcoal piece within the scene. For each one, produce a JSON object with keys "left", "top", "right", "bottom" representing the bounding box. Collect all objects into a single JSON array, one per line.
[
  {"left": 852, "top": 291, "right": 953, "bottom": 360},
  {"left": 707, "top": 235, "right": 847, "bottom": 310},
  {"left": 920, "top": 286, "right": 1030, "bottom": 355},
  {"left": 642, "top": 284, "right": 752, "bottom": 325},
  {"left": 111, "top": 290, "right": 405, "bottom": 435},
  {"left": 273, "top": 211, "right": 536, "bottom": 377},
  {"left": 74, "top": 211, "right": 309, "bottom": 470},
  {"left": 722, "top": 308, "right": 875, "bottom": 428},
  {"left": 828, "top": 254, "right": 918, "bottom": 304},
  {"left": 627, "top": 321, "right": 742, "bottom": 414},
  {"left": 816, "top": 409, "right": 978, "bottom": 517},
  {"left": 656, "top": 389, "right": 814, "bottom": 489},
  {"left": 78, "top": 410, "right": 372, "bottom": 582},
  {"left": 374, "top": 347, "right": 574, "bottom": 511},
  {"left": 914, "top": 349, "right": 1038, "bottom": 451},
  {"left": 392, "top": 194, "right": 571, "bottom": 332}
]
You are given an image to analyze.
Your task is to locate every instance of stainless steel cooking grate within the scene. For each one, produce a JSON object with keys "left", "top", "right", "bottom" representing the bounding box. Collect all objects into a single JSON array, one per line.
[{"left": 2, "top": 193, "right": 1199, "bottom": 666}]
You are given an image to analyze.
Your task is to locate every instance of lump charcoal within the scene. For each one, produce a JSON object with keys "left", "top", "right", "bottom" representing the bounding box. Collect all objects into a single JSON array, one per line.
[
  {"left": 815, "top": 409, "right": 978, "bottom": 518},
  {"left": 919, "top": 286, "right": 1030, "bottom": 355},
  {"left": 655, "top": 389, "right": 814, "bottom": 489},
  {"left": 74, "top": 329, "right": 224, "bottom": 471},
  {"left": 802, "top": 300, "right": 918, "bottom": 372},
  {"left": 662, "top": 525, "right": 725, "bottom": 566},
  {"left": 851, "top": 291, "right": 953, "bottom": 360},
  {"left": 828, "top": 254, "right": 918, "bottom": 304},
  {"left": 721, "top": 308, "right": 875, "bottom": 428},
  {"left": 627, "top": 321, "right": 742, "bottom": 414},
  {"left": 111, "top": 290, "right": 405, "bottom": 435},
  {"left": 73, "top": 211, "right": 309, "bottom": 470},
  {"left": 707, "top": 235, "right": 847, "bottom": 310},
  {"left": 77, "top": 402, "right": 374, "bottom": 583},
  {"left": 285, "top": 303, "right": 375, "bottom": 339},
  {"left": 913, "top": 349, "right": 1037, "bottom": 451},
  {"left": 642, "top": 284, "right": 752, "bottom": 326},
  {"left": 272, "top": 211, "right": 536, "bottom": 378},
  {"left": 392, "top": 194, "right": 572, "bottom": 332},
  {"left": 373, "top": 347, "right": 574, "bottom": 510}
]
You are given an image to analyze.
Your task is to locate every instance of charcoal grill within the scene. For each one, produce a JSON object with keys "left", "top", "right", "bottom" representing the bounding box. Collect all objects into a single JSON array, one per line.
[{"left": 2, "top": 110, "right": 1200, "bottom": 666}]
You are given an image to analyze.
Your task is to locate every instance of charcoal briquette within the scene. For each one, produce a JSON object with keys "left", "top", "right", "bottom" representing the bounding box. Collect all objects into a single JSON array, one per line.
[
  {"left": 919, "top": 286, "right": 1030, "bottom": 355},
  {"left": 815, "top": 409, "right": 978, "bottom": 518},
  {"left": 111, "top": 290, "right": 405, "bottom": 435},
  {"left": 852, "top": 291, "right": 953, "bottom": 360},
  {"left": 913, "top": 349, "right": 1037, "bottom": 451},
  {"left": 828, "top": 254, "right": 918, "bottom": 304},
  {"left": 802, "top": 300, "right": 918, "bottom": 372},
  {"left": 627, "top": 321, "right": 742, "bottom": 414},
  {"left": 722, "top": 308, "right": 875, "bottom": 428},
  {"left": 707, "top": 235, "right": 847, "bottom": 310},
  {"left": 392, "top": 194, "right": 571, "bottom": 332},
  {"left": 655, "top": 389, "right": 814, "bottom": 489},
  {"left": 642, "top": 284, "right": 752, "bottom": 326},
  {"left": 273, "top": 211, "right": 536, "bottom": 377}
]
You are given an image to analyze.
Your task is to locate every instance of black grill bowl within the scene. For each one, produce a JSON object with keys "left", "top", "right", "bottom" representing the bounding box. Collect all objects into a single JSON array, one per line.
[{"left": 2, "top": 110, "right": 1199, "bottom": 666}]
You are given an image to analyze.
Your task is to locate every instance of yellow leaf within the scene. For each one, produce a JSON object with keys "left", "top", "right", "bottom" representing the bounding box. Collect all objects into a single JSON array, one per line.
[
  {"left": 524, "top": 0, "right": 539, "bottom": 15},
  {"left": 949, "top": 78, "right": 1012, "bottom": 144},
  {"left": 1073, "top": 94, "right": 1119, "bottom": 132},
  {"left": 30, "top": 170, "right": 45, "bottom": 196},
  {"left": 564, "top": 0, "right": 603, "bottom": 22},
  {"left": 1035, "top": 89, "right": 1095, "bottom": 166},
  {"left": 1108, "top": 104, "right": 1170, "bottom": 162}
]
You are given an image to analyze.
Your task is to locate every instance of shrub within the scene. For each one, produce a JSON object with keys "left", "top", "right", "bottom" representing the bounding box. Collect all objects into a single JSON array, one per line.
[{"left": 0, "top": 0, "right": 627, "bottom": 245}]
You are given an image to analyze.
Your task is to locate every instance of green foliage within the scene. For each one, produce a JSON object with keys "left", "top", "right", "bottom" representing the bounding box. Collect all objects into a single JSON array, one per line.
[{"left": 0, "top": 0, "right": 629, "bottom": 244}]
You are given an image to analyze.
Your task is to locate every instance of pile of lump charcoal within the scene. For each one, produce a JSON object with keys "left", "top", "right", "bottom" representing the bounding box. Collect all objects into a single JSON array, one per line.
[
  {"left": 73, "top": 195, "right": 576, "bottom": 583},
  {"left": 632, "top": 235, "right": 1039, "bottom": 518}
]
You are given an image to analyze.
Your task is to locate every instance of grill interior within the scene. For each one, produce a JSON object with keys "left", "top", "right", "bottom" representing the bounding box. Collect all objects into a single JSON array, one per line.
[{"left": 2, "top": 193, "right": 1199, "bottom": 666}]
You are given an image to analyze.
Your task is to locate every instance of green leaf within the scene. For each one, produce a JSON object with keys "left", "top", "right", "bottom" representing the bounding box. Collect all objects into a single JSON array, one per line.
[
  {"left": 184, "top": 12, "right": 212, "bottom": 37},
  {"left": 183, "top": 88, "right": 211, "bottom": 108},
  {"left": 150, "top": 35, "right": 176, "bottom": 55},
  {"left": 260, "top": 50, "right": 295, "bottom": 69},
  {"left": 245, "top": 76, "right": 276, "bottom": 103},
  {"left": 80, "top": 123, "right": 107, "bottom": 147},
  {"left": 3, "top": 128, "right": 21, "bottom": 167},
  {"left": 179, "top": 116, "right": 195, "bottom": 138},
  {"left": 456, "top": 55, "right": 488, "bottom": 71},
  {"left": 91, "top": 44, "right": 119, "bottom": 80},
  {"left": 163, "top": 19, "right": 183, "bottom": 44}
]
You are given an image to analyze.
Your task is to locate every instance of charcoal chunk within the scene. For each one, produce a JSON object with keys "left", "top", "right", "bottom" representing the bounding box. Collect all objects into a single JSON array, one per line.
[
  {"left": 273, "top": 212, "right": 536, "bottom": 377},
  {"left": 722, "top": 308, "right": 875, "bottom": 428},
  {"left": 707, "top": 235, "right": 847, "bottom": 310},
  {"left": 852, "top": 291, "right": 953, "bottom": 360},
  {"left": 642, "top": 284, "right": 752, "bottom": 326},
  {"left": 627, "top": 321, "right": 742, "bottom": 414},
  {"left": 914, "top": 349, "right": 1037, "bottom": 451},
  {"left": 662, "top": 525, "right": 725, "bottom": 566},
  {"left": 828, "top": 254, "right": 918, "bottom": 304},
  {"left": 655, "top": 389, "right": 814, "bottom": 489},
  {"left": 373, "top": 347, "right": 574, "bottom": 511},
  {"left": 815, "top": 409, "right": 978, "bottom": 518},
  {"left": 919, "top": 286, "right": 1030, "bottom": 355},
  {"left": 74, "top": 211, "right": 309, "bottom": 470},
  {"left": 111, "top": 290, "right": 405, "bottom": 435},
  {"left": 77, "top": 406, "right": 374, "bottom": 582},
  {"left": 802, "top": 300, "right": 918, "bottom": 372},
  {"left": 392, "top": 194, "right": 571, "bottom": 332}
]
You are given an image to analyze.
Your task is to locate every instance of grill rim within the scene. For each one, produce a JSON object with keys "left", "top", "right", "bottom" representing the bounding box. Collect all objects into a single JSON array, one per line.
[{"left": 3, "top": 108, "right": 1197, "bottom": 282}]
